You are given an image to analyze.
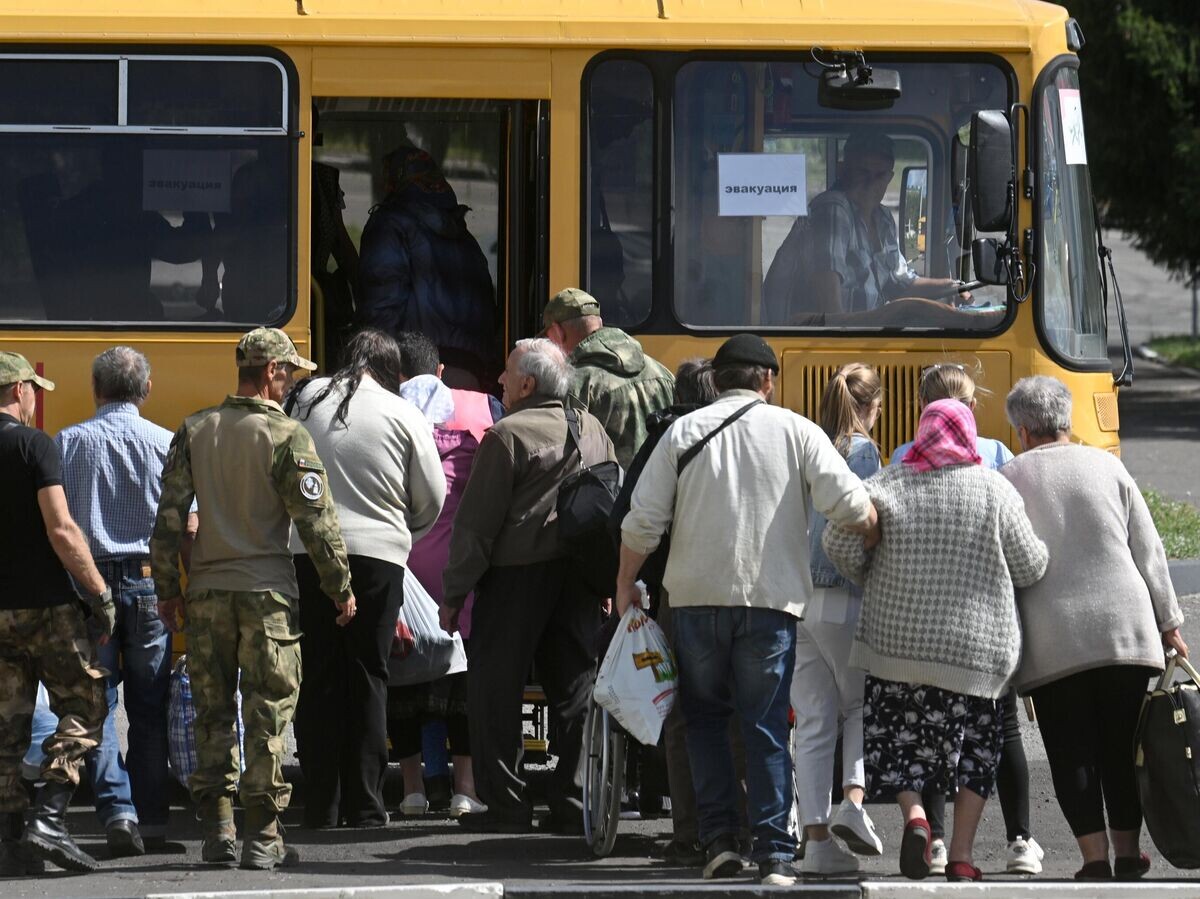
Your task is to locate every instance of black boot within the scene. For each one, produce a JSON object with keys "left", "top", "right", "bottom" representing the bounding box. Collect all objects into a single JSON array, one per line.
[
  {"left": 20, "top": 780, "right": 99, "bottom": 873},
  {"left": 0, "top": 810, "right": 41, "bottom": 876}
]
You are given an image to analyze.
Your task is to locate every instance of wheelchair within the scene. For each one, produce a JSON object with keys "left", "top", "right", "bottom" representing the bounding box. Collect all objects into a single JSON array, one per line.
[{"left": 581, "top": 692, "right": 626, "bottom": 857}]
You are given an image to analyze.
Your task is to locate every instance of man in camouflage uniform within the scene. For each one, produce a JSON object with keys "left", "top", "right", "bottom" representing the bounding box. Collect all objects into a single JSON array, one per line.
[
  {"left": 542, "top": 288, "right": 674, "bottom": 469},
  {"left": 0, "top": 352, "right": 115, "bottom": 876},
  {"left": 150, "top": 328, "right": 356, "bottom": 870}
]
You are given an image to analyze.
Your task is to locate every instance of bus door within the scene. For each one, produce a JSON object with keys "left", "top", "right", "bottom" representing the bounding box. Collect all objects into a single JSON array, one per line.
[{"left": 311, "top": 90, "right": 549, "bottom": 387}]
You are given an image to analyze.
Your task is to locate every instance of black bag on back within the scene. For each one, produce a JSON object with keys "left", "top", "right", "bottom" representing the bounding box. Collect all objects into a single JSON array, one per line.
[
  {"left": 557, "top": 406, "right": 623, "bottom": 596},
  {"left": 1134, "top": 652, "right": 1200, "bottom": 868}
]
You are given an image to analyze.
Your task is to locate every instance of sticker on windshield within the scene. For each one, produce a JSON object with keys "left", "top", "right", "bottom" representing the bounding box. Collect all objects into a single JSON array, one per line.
[
  {"left": 1059, "top": 88, "right": 1088, "bottom": 166},
  {"left": 718, "top": 154, "right": 807, "bottom": 217}
]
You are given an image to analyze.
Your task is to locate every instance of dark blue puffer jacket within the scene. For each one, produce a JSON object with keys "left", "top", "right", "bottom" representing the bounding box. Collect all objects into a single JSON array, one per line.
[{"left": 358, "top": 185, "right": 496, "bottom": 366}]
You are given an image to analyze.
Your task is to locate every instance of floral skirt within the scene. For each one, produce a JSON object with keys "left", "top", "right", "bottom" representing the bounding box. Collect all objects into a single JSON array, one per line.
[{"left": 863, "top": 675, "right": 1004, "bottom": 800}]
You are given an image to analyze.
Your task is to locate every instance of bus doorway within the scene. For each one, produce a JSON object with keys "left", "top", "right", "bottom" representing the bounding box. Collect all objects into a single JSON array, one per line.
[{"left": 311, "top": 97, "right": 548, "bottom": 387}]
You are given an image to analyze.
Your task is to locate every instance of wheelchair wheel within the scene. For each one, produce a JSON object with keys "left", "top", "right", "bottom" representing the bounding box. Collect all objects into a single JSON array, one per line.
[{"left": 582, "top": 696, "right": 624, "bottom": 857}]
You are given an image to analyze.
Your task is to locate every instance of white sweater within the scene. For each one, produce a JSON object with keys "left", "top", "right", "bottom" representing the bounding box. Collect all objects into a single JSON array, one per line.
[
  {"left": 621, "top": 390, "right": 873, "bottom": 619},
  {"left": 288, "top": 375, "right": 447, "bottom": 568},
  {"left": 1001, "top": 443, "right": 1183, "bottom": 693}
]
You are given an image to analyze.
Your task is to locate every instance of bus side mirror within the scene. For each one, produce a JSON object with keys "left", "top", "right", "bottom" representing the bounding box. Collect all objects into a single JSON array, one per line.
[
  {"left": 972, "top": 237, "right": 1008, "bottom": 286},
  {"left": 970, "top": 110, "right": 1014, "bottom": 233}
]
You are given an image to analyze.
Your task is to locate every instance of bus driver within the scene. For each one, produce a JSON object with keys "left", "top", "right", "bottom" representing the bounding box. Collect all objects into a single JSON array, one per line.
[{"left": 763, "top": 133, "right": 965, "bottom": 324}]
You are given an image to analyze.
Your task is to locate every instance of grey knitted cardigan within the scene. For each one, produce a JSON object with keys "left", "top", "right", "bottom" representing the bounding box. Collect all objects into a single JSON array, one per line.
[{"left": 823, "top": 463, "right": 1048, "bottom": 699}]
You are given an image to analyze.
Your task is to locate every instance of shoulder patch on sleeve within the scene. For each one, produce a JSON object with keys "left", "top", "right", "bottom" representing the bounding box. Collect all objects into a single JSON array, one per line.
[
  {"left": 299, "top": 471, "right": 325, "bottom": 501},
  {"left": 295, "top": 457, "right": 325, "bottom": 471}
]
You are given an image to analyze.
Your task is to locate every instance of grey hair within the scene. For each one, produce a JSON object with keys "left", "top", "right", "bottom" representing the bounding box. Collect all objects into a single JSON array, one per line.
[
  {"left": 1005, "top": 375, "right": 1073, "bottom": 437},
  {"left": 92, "top": 346, "right": 151, "bottom": 405},
  {"left": 514, "top": 337, "right": 571, "bottom": 399}
]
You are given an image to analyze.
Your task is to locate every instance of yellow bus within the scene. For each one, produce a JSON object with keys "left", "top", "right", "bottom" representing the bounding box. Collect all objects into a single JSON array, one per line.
[{"left": 0, "top": 0, "right": 1125, "bottom": 456}]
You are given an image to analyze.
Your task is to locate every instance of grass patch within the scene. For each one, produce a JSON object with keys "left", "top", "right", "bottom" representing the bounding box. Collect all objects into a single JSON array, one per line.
[
  {"left": 1147, "top": 335, "right": 1200, "bottom": 370},
  {"left": 1143, "top": 489, "right": 1200, "bottom": 559}
]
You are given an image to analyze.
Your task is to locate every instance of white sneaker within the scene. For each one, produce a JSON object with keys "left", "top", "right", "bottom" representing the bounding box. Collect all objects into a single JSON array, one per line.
[
  {"left": 929, "top": 838, "right": 948, "bottom": 875},
  {"left": 400, "top": 792, "right": 429, "bottom": 816},
  {"left": 1007, "top": 836, "right": 1044, "bottom": 874},
  {"left": 448, "top": 794, "right": 488, "bottom": 818},
  {"left": 830, "top": 799, "right": 884, "bottom": 856},
  {"left": 800, "top": 837, "right": 860, "bottom": 875}
]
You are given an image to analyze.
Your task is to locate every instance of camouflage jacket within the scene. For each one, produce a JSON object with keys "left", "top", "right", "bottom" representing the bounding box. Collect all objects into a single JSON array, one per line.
[
  {"left": 150, "top": 395, "right": 352, "bottom": 604},
  {"left": 568, "top": 327, "right": 675, "bottom": 470}
]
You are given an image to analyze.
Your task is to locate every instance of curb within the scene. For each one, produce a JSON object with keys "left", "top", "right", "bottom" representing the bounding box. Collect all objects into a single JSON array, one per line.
[
  {"left": 1169, "top": 559, "right": 1200, "bottom": 597},
  {"left": 507, "top": 887, "right": 857, "bottom": 897},
  {"left": 862, "top": 885, "right": 1200, "bottom": 898},
  {"left": 148, "top": 886, "right": 504, "bottom": 899}
]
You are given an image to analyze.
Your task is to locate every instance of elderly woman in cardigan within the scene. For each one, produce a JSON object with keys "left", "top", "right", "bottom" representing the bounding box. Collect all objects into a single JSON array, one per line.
[
  {"left": 823, "top": 399, "right": 1048, "bottom": 884},
  {"left": 1001, "top": 375, "right": 1187, "bottom": 882}
]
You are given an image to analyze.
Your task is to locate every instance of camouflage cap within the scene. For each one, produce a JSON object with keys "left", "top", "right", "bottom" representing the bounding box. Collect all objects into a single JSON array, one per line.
[
  {"left": 543, "top": 287, "right": 601, "bottom": 327},
  {"left": 0, "top": 351, "right": 54, "bottom": 390},
  {"left": 235, "top": 328, "right": 317, "bottom": 371}
]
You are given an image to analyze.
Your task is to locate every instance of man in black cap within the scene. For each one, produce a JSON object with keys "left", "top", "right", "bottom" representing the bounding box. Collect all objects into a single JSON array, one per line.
[{"left": 615, "top": 334, "right": 879, "bottom": 886}]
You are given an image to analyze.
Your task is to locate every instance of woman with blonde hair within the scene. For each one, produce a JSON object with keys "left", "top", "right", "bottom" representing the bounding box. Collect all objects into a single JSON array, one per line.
[
  {"left": 791, "top": 362, "right": 884, "bottom": 875},
  {"left": 890, "top": 361, "right": 1041, "bottom": 876}
]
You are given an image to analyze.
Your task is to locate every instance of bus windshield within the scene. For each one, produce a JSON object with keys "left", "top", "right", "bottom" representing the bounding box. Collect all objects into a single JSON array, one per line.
[
  {"left": 1037, "top": 65, "right": 1107, "bottom": 362},
  {"left": 589, "top": 55, "right": 1013, "bottom": 333}
]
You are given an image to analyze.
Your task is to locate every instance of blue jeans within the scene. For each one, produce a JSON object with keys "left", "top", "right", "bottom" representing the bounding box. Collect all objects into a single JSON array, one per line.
[
  {"left": 673, "top": 606, "right": 797, "bottom": 864},
  {"left": 23, "top": 561, "right": 171, "bottom": 834}
]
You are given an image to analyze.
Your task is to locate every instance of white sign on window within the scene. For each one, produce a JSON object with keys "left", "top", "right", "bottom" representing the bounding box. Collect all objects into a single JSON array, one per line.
[
  {"left": 143, "top": 150, "right": 232, "bottom": 213},
  {"left": 1058, "top": 88, "right": 1088, "bottom": 166},
  {"left": 718, "top": 153, "right": 807, "bottom": 217}
]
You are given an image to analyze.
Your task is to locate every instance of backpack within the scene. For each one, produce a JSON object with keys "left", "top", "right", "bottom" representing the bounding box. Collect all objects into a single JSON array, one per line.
[{"left": 556, "top": 405, "right": 623, "bottom": 597}]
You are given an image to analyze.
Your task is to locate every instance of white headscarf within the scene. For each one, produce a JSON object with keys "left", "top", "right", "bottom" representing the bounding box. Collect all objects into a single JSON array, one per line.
[{"left": 398, "top": 374, "right": 455, "bottom": 426}]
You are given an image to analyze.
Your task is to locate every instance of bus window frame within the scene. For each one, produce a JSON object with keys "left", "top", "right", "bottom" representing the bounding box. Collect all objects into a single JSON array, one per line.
[
  {"left": 580, "top": 49, "right": 1020, "bottom": 340},
  {"left": 1031, "top": 53, "right": 1111, "bottom": 374},
  {"left": 0, "top": 44, "right": 299, "bottom": 333}
]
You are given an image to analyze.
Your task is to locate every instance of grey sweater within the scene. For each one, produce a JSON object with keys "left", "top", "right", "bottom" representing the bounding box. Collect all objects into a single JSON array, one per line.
[
  {"left": 1001, "top": 443, "right": 1183, "bottom": 693},
  {"left": 823, "top": 463, "right": 1048, "bottom": 699}
]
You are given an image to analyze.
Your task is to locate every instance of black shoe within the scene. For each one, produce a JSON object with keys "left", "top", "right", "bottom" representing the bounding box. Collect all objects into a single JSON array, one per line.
[
  {"left": 0, "top": 811, "right": 42, "bottom": 876},
  {"left": 456, "top": 811, "right": 533, "bottom": 834},
  {"left": 106, "top": 820, "right": 145, "bottom": 858},
  {"left": 661, "top": 838, "right": 705, "bottom": 867},
  {"left": 538, "top": 811, "right": 585, "bottom": 836},
  {"left": 703, "top": 834, "right": 745, "bottom": 879},
  {"left": 20, "top": 780, "right": 100, "bottom": 873},
  {"left": 759, "top": 858, "right": 799, "bottom": 886},
  {"left": 425, "top": 774, "right": 452, "bottom": 813}
]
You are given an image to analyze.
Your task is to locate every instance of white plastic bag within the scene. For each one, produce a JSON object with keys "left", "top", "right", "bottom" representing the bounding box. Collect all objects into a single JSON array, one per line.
[
  {"left": 388, "top": 571, "right": 468, "bottom": 686},
  {"left": 593, "top": 605, "right": 677, "bottom": 745}
]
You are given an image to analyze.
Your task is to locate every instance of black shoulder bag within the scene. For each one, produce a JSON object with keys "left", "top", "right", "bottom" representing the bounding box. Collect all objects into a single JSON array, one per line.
[{"left": 556, "top": 406, "right": 624, "bottom": 596}]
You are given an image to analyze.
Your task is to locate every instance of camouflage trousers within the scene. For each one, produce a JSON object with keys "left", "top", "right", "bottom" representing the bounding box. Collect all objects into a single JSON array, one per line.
[
  {"left": 185, "top": 589, "right": 302, "bottom": 814},
  {"left": 0, "top": 603, "right": 107, "bottom": 812}
]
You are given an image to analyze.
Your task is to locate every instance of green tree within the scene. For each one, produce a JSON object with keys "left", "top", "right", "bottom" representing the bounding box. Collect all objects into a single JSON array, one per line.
[{"left": 1070, "top": 2, "right": 1200, "bottom": 279}]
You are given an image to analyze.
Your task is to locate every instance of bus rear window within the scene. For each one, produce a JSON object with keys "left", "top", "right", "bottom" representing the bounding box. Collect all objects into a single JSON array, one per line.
[{"left": 0, "top": 53, "right": 292, "bottom": 327}]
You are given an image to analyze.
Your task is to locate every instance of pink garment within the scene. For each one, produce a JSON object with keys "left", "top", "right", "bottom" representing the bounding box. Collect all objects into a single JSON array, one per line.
[
  {"left": 406, "top": 425, "right": 482, "bottom": 639},
  {"left": 903, "top": 398, "right": 982, "bottom": 472},
  {"left": 445, "top": 388, "right": 493, "bottom": 444}
]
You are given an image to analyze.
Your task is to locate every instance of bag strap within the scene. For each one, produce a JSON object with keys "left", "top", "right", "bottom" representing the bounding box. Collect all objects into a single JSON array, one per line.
[
  {"left": 677, "top": 399, "right": 763, "bottom": 476},
  {"left": 563, "top": 404, "right": 583, "bottom": 452}
]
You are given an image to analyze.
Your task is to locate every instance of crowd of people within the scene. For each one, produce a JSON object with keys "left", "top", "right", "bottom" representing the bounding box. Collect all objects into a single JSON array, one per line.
[{"left": 0, "top": 286, "right": 1188, "bottom": 886}]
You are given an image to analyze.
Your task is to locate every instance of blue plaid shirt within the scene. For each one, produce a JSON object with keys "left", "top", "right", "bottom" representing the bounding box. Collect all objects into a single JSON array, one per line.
[{"left": 56, "top": 402, "right": 174, "bottom": 561}]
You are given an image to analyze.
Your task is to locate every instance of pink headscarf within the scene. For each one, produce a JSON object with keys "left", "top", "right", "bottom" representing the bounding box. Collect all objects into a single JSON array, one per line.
[{"left": 903, "top": 398, "right": 983, "bottom": 472}]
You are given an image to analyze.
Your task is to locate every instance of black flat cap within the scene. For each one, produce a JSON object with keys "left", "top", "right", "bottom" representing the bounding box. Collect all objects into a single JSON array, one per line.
[{"left": 712, "top": 334, "right": 779, "bottom": 373}]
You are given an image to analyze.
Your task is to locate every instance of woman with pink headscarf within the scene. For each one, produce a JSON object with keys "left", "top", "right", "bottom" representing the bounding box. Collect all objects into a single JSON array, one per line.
[{"left": 822, "top": 399, "right": 1049, "bottom": 884}]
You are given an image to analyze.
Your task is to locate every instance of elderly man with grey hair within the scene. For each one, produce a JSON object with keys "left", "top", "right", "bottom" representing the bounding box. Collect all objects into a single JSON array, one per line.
[
  {"left": 29, "top": 347, "right": 179, "bottom": 855},
  {"left": 1001, "top": 375, "right": 1187, "bottom": 881},
  {"left": 442, "top": 337, "right": 615, "bottom": 835}
]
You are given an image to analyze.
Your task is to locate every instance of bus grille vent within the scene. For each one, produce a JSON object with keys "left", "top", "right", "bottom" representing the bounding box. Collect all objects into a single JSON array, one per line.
[{"left": 790, "top": 363, "right": 923, "bottom": 460}]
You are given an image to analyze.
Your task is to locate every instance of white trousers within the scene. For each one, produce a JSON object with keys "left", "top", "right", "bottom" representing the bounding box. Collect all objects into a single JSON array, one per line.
[{"left": 790, "top": 588, "right": 865, "bottom": 827}]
